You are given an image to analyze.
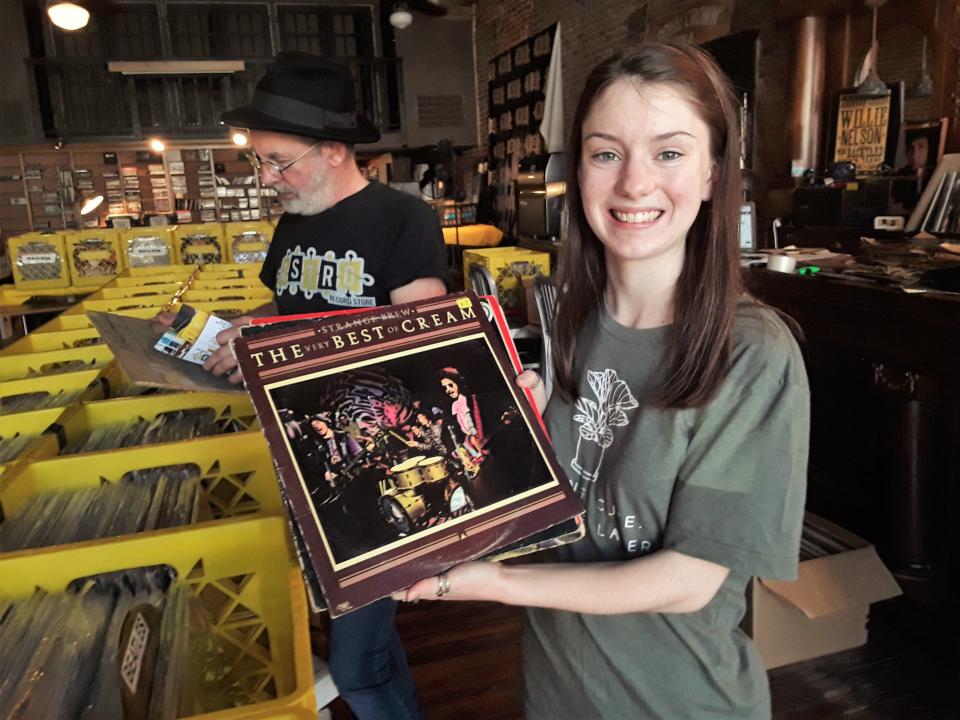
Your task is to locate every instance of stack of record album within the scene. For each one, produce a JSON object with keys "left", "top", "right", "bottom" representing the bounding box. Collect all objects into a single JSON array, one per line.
[
  {"left": 61, "top": 407, "right": 242, "bottom": 455},
  {"left": 0, "top": 467, "right": 200, "bottom": 552},
  {"left": 0, "top": 567, "right": 189, "bottom": 719}
]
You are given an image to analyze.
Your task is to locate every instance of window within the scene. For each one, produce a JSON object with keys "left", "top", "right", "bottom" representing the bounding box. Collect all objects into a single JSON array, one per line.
[
  {"left": 277, "top": 5, "right": 373, "bottom": 57},
  {"left": 169, "top": 4, "right": 272, "bottom": 58},
  {"left": 55, "top": 3, "right": 161, "bottom": 58}
]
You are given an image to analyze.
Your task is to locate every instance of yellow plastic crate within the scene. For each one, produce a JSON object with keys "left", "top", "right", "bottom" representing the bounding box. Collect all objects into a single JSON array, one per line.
[
  {"left": 0, "top": 326, "right": 103, "bottom": 355},
  {"left": 33, "top": 306, "right": 159, "bottom": 333},
  {"left": 0, "top": 430, "right": 278, "bottom": 523},
  {"left": 0, "top": 516, "right": 315, "bottom": 719},
  {"left": 183, "top": 287, "right": 272, "bottom": 303},
  {"left": 64, "top": 296, "right": 167, "bottom": 314},
  {"left": 121, "top": 265, "right": 196, "bottom": 279},
  {"left": 199, "top": 264, "right": 261, "bottom": 278},
  {"left": 0, "top": 346, "right": 113, "bottom": 381},
  {"left": 87, "top": 281, "right": 184, "bottom": 300},
  {"left": 121, "top": 226, "right": 177, "bottom": 268},
  {"left": 225, "top": 221, "right": 274, "bottom": 264},
  {"left": 0, "top": 407, "right": 66, "bottom": 467},
  {"left": 9, "top": 232, "right": 71, "bottom": 290},
  {"left": 175, "top": 223, "right": 227, "bottom": 265},
  {"left": 65, "top": 229, "right": 124, "bottom": 286},
  {"left": 190, "top": 278, "right": 265, "bottom": 290},
  {"left": 189, "top": 299, "right": 270, "bottom": 318},
  {"left": 21, "top": 391, "right": 259, "bottom": 462},
  {"left": 0, "top": 367, "right": 108, "bottom": 415},
  {"left": 463, "top": 246, "right": 551, "bottom": 309}
]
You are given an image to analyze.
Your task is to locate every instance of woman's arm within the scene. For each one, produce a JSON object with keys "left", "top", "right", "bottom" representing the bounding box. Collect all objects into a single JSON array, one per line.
[{"left": 398, "top": 549, "right": 729, "bottom": 615}]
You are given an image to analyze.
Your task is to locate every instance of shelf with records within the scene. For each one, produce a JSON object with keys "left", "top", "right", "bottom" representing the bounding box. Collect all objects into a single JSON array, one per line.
[
  {"left": 211, "top": 148, "right": 280, "bottom": 223},
  {"left": 0, "top": 144, "right": 284, "bottom": 240}
]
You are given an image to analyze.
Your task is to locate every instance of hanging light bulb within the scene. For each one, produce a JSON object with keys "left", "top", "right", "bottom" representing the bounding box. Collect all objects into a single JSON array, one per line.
[
  {"left": 47, "top": 2, "right": 90, "bottom": 31},
  {"left": 148, "top": 138, "right": 166, "bottom": 153},
  {"left": 232, "top": 132, "right": 249, "bottom": 147},
  {"left": 909, "top": 35, "right": 933, "bottom": 98},
  {"left": 909, "top": 1, "right": 935, "bottom": 99},
  {"left": 389, "top": 3, "right": 413, "bottom": 30},
  {"left": 856, "top": 0, "right": 889, "bottom": 96}
]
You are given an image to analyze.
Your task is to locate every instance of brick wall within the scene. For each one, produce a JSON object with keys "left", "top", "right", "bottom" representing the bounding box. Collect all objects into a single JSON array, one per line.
[{"left": 468, "top": 0, "right": 794, "bottom": 219}]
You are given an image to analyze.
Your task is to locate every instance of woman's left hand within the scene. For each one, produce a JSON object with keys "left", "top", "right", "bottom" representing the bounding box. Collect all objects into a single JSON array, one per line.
[{"left": 393, "top": 562, "right": 501, "bottom": 603}]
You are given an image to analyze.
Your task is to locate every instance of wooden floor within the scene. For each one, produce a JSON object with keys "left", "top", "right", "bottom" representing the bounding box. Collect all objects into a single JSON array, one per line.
[{"left": 322, "top": 600, "right": 960, "bottom": 720}]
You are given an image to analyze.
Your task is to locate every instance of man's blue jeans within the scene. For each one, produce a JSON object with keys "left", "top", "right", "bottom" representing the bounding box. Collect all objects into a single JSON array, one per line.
[{"left": 328, "top": 597, "right": 424, "bottom": 720}]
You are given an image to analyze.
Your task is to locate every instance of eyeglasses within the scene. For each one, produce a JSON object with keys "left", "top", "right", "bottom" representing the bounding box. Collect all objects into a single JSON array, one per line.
[{"left": 245, "top": 141, "right": 321, "bottom": 177}]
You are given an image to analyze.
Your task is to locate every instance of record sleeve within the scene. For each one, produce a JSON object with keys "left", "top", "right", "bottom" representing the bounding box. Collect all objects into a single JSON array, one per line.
[{"left": 233, "top": 292, "right": 583, "bottom": 616}]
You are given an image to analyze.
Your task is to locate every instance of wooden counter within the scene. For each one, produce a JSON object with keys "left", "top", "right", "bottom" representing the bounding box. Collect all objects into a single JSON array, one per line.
[{"left": 745, "top": 267, "right": 960, "bottom": 637}]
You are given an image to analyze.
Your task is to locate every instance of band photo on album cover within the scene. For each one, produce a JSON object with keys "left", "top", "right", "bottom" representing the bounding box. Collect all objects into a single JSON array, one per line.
[{"left": 267, "top": 335, "right": 551, "bottom": 566}]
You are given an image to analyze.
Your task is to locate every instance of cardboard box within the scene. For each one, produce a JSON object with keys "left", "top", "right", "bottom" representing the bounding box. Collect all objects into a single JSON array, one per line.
[{"left": 744, "top": 513, "right": 902, "bottom": 669}]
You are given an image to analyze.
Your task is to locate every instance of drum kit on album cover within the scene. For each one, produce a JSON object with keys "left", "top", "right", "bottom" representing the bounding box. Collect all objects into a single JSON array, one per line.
[{"left": 377, "top": 453, "right": 476, "bottom": 536}]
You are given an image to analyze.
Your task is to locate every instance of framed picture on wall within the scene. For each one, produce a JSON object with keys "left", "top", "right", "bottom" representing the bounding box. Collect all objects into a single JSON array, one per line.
[
  {"left": 825, "top": 82, "right": 904, "bottom": 174},
  {"left": 895, "top": 118, "right": 948, "bottom": 176}
]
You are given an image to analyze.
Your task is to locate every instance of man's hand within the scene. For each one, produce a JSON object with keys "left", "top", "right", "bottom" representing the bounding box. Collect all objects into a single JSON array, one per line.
[
  {"left": 150, "top": 311, "right": 176, "bottom": 333},
  {"left": 202, "top": 315, "right": 253, "bottom": 385}
]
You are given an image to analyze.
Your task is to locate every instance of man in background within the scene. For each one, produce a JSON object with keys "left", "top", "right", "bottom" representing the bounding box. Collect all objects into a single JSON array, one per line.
[{"left": 210, "top": 51, "right": 448, "bottom": 720}]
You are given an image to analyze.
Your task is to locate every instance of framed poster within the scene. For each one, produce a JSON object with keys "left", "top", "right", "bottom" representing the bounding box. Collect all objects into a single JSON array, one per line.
[{"left": 826, "top": 82, "right": 903, "bottom": 174}]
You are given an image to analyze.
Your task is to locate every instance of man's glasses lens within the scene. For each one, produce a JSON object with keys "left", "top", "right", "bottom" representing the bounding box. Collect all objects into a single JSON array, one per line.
[{"left": 245, "top": 142, "right": 320, "bottom": 176}]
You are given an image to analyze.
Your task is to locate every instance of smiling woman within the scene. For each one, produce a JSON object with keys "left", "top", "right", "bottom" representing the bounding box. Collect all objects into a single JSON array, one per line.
[
  {"left": 579, "top": 80, "right": 715, "bottom": 279},
  {"left": 396, "top": 42, "right": 809, "bottom": 720}
]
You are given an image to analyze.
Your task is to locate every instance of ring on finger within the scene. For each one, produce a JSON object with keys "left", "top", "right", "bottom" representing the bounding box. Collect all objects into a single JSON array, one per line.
[{"left": 435, "top": 573, "right": 452, "bottom": 598}]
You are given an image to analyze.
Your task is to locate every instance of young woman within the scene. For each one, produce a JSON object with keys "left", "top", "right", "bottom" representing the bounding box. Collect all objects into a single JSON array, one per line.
[{"left": 398, "top": 42, "right": 809, "bottom": 720}]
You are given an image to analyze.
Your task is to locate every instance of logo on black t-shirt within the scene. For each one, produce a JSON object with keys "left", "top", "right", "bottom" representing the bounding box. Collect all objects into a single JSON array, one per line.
[{"left": 275, "top": 245, "right": 376, "bottom": 307}]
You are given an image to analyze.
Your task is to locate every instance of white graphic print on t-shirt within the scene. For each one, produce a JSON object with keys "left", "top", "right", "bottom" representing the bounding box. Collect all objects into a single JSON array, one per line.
[
  {"left": 571, "top": 368, "right": 638, "bottom": 493},
  {"left": 275, "top": 245, "right": 376, "bottom": 307}
]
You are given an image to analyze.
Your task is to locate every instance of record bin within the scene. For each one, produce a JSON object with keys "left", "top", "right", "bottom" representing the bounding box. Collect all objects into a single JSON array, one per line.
[
  {"left": 0, "top": 406, "right": 68, "bottom": 472},
  {"left": 0, "top": 345, "right": 113, "bottom": 381},
  {"left": 174, "top": 223, "right": 227, "bottom": 266},
  {"left": 17, "top": 391, "right": 259, "bottom": 464},
  {"left": 8, "top": 231, "right": 71, "bottom": 290},
  {"left": 88, "top": 281, "right": 184, "bottom": 300},
  {"left": 121, "top": 227, "right": 177, "bottom": 268},
  {"left": 0, "top": 367, "right": 110, "bottom": 415},
  {"left": 65, "top": 229, "right": 124, "bottom": 286},
  {"left": 225, "top": 221, "right": 274, "bottom": 264},
  {"left": 33, "top": 306, "right": 158, "bottom": 334},
  {"left": 0, "top": 430, "right": 279, "bottom": 528},
  {"left": 0, "top": 516, "right": 316, "bottom": 718},
  {"left": 0, "top": 326, "right": 103, "bottom": 356}
]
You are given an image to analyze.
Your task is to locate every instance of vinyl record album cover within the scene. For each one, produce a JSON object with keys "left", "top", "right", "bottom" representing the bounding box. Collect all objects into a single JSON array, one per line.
[{"left": 233, "top": 292, "right": 582, "bottom": 616}]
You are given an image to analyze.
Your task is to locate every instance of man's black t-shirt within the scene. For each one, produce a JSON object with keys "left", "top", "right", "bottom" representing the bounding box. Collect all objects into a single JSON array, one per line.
[{"left": 260, "top": 182, "right": 448, "bottom": 315}]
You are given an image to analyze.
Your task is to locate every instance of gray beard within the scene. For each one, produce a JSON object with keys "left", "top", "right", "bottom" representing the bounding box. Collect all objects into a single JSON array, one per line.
[
  {"left": 282, "top": 185, "right": 337, "bottom": 215},
  {"left": 277, "top": 171, "right": 338, "bottom": 216}
]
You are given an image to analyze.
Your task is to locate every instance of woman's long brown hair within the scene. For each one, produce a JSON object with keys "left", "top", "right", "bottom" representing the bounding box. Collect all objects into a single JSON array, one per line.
[{"left": 552, "top": 42, "right": 743, "bottom": 408}]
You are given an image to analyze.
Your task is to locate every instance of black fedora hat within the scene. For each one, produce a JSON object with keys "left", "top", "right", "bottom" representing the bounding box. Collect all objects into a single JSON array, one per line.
[{"left": 221, "top": 52, "right": 381, "bottom": 144}]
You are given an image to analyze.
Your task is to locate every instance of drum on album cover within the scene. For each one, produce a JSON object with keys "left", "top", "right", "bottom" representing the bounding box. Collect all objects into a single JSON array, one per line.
[{"left": 417, "top": 456, "right": 448, "bottom": 483}]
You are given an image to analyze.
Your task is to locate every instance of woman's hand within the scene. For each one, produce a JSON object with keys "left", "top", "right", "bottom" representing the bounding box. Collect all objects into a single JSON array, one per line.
[
  {"left": 393, "top": 562, "right": 502, "bottom": 603},
  {"left": 516, "top": 369, "right": 547, "bottom": 414}
]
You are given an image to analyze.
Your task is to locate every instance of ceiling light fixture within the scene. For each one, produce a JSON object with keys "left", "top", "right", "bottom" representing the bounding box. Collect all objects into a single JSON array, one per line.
[
  {"left": 232, "top": 132, "right": 249, "bottom": 147},
  {"left": 47, "top": 1, "right": 90, "bottom": 31},
  {"left": 148, "top": 138, "right": 166, "bottom": 153},
  {"left": 79, "top": 193, "right": 104, "bottom": 216},
  {"left": 389, "top": 3, "right": 413, "bottom": 30},
  {"left": 856, "top": 0, "right": 889, "bottom": 96}
]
